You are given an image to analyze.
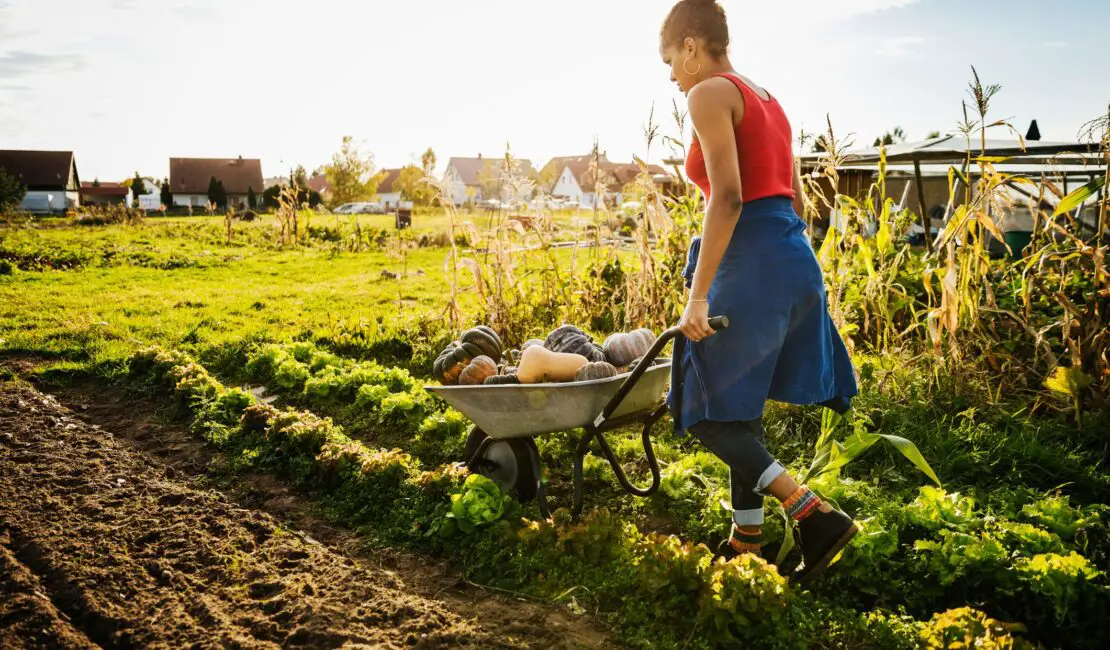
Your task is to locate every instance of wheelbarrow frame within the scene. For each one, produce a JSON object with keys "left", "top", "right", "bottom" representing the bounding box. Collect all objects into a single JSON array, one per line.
[{"left": 439, "top": 316, "right": 728, "bottom": 519}]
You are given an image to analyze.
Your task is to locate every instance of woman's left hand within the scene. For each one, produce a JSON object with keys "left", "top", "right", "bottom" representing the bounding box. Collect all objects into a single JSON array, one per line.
[{"left": 679, "top": 299, "right": 714, "bottom": 342}]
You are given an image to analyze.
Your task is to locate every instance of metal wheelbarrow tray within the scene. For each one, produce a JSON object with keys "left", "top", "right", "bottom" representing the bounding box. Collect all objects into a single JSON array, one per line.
[
  {"left": 425, "top": 361, "right": 672, "bottom": 440},
  {"left": 424, "top": 316, "right": 728, "bottom": 519}
]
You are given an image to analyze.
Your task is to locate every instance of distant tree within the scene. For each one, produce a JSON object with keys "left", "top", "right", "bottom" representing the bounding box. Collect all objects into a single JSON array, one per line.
[
  {"left": 926, "top": 130, "right": 942, "bottom": 139},
  {"left": 421, "top": 147, "right": 437, "bottom": 176},
  {"left": 130, "top": 172, "right": 148, "bottom": 207},
  {"left": 130, "top": 172, "right": 147, "bottom": 198},
  {"left": 537, "top": 164, "right": 562, "bottom": 192},
  {"left": 207, "top": 176, "right": 228, "bottom": 208},
  {"left": 292, "top": 165, "right": 309, "bottom": 191},
  {"left": 262, "top": 182, "right": 321, "bottom": 210},
  {"left": 262, "top": 185, "right": 281, "bottom": 209},
  {"left": 395, "top": 164, "right": 436, "bottom": 205},
  {"left": 247, "top": 186, "right": 257, "bottom": 209},
  {"left": 92, "top": 178, "right": 101, "bottom": 187},
  {"left": 0, "top": 167, "right": 27, "bottom": 211},
  {"left": 323, "top": 136, "right": 381, "bottom": 207},
  {"left": 160, "top": 177, "right": 172, "bottom": 208},
  {"left": 873, "top": 126, "right": 907, "bottom": 147}
]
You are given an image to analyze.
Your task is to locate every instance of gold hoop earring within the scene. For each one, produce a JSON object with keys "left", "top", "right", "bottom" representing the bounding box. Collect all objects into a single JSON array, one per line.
[{"left": 683, "top": 57, "right": 702, "bottom": 76}]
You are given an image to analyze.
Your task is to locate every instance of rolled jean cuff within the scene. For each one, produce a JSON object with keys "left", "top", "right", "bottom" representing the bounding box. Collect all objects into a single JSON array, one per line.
[
  {"left": 732, "top": 508, "right": 765, "bottom": 526},
  {"left": 754, "top": 461, "right": 786, "bottom": 496}
]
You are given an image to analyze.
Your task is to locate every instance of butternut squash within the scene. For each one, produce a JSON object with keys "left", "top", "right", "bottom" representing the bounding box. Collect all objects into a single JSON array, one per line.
[{"left": 516, "top": 345, "right": 589, "bottom": 384}]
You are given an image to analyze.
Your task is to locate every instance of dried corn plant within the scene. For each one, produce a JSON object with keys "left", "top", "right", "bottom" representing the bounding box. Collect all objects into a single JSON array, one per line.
[
  {"left": 426, "top": 175, "right": 466, "bottom": 330},
  {"left": 224, "top": 205, "right": 237, "bottom": 244},
  {"left": 273, "top": 185, "right": 302, "bottom": 247}
]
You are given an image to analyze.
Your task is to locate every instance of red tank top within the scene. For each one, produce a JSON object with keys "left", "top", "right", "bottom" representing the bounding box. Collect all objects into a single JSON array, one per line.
[{"left": 686, "top": 73, "right": 796, "bottom": 202}]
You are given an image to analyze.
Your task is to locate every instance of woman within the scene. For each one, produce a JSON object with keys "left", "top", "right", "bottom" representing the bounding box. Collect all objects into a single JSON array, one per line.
[{"left": 661, "top": 0, "right": 860, "bottom": 583}]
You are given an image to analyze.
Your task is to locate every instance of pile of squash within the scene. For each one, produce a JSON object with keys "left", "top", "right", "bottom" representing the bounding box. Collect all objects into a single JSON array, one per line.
[{"left": 433, "top": 325, "right": 660, "bottom": 386}]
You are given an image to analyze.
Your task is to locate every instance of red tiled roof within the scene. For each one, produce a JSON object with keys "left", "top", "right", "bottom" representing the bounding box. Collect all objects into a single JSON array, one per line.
[
  {"left": 377, "top": 168, "right": 403, "bottom": 194},
  {"left": 307, "top": 174, "right": 330, "bottom": 194},
  {"left": 80, "top": 181, "right": 129, "bottom": 197},
  {"left": 569, "top": 159, "right": 670, "bottom": 193},
  {"left": 169, "top": 157, "right": 263, "bottom": 195}
]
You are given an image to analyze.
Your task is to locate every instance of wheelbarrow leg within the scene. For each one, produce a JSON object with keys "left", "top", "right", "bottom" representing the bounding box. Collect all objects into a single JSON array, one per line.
[
  {"left": 520, "top": 437, "right": 551, "bottom": 519},
  {"left": 571, "top": 429, "right": 596, "bottom": 518},
  {"left": 594, "top": 403, "right": 666, "bottom": 497}
]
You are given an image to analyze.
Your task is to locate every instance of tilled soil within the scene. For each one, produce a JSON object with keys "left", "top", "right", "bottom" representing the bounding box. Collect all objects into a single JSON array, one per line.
[{"left": 0, "top": 379, "right": 609, "bottom": 649}]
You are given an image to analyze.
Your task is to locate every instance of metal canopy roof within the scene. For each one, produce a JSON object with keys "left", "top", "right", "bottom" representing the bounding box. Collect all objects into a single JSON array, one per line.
[{"left": 798, "top": 135, "right": 1104, "bottom": 166}]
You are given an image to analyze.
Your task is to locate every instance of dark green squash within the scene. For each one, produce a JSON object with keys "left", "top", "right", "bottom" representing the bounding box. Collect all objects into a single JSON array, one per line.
[
  {"left": 432, "top": 326, "right": 503, "bottom": 384},
  {"left": 484, "top": 374, "right": 521, "bottom": 385},
  {"left": 575, "top": 361, "right": 618, "bottom": 382},
  {"left": 544, "top": 325, "right": 605, "bottom": 363},
  {"left": 433, "top": 344, "right": 467, "bottom": 385}
]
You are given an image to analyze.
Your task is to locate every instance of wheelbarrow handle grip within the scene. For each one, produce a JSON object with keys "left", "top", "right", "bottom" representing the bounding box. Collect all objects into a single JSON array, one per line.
[{"left": 595, "top": 315, "right": 729, "bottom": 424}]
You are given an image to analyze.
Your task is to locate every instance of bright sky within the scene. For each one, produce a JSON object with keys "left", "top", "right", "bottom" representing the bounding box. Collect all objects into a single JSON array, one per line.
[{"left": 1, "top": 0, "right": 1107, "bottom": 182}]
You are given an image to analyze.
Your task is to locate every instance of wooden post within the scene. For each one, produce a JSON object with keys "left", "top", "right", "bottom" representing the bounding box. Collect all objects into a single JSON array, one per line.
[{"left": 913, "top": 157, "right": 932, "bottom": 253}]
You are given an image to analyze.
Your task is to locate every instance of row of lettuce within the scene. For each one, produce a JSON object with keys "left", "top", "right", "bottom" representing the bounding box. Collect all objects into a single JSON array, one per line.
[
  {"left": 242, "top": 339, "right": 1110, "bottom": 646},
  {"left": 126, "top": 342, "right": 1110, "bottom": 648}
]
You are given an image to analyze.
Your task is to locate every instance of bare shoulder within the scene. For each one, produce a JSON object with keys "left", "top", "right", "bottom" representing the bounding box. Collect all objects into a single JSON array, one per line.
[
  {"left": 688, "top": 76, "right": 743, "bottom": 130},
  {"left": 687, "top": 76, "right": 736, "bottom": 107}
]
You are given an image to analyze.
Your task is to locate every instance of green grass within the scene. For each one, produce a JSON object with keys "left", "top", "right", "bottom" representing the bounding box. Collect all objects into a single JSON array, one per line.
[{"left": 3, "top": 216, "right": 1109, "bottom": 649}]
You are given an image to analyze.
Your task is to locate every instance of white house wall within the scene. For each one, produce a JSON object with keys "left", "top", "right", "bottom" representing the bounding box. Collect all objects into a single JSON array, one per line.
[
  {"left": 552, "top": 167, "right": 584, "bottom": 205},
  {"left": 172, "top": 194, "right": 208, "bottom": 208},
  {"left": 378, "top": 192, "right": 401, "bottom": 209},
  {"left": 443, "top": 167, "right": 480, "bottom": 206},
  {"left": 138, "top": 191, "right": 162, "bottom": 210},
  {"left": 19, "top": 190, "right": 79, "bottom": 213}
]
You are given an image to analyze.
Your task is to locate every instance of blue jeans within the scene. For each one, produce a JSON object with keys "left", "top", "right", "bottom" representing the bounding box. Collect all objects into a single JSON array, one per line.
[{"left": 688, "top": 419, "right": 785, "bottom": 527}]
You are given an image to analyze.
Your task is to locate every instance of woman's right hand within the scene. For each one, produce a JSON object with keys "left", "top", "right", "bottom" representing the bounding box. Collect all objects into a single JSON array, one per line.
[{"left": 679, "top": 298, "right": 715, "bottom": 342}]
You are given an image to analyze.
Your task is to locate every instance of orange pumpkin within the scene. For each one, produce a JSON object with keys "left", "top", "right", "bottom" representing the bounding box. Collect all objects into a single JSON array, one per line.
[{"left": 459, "top": 355, "right": 498, "bottom": 385}]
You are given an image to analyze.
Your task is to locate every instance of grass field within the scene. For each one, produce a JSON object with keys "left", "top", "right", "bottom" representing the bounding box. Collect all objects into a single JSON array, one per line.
[{"left": 3, "top": 208, "right": 1109, "bottom": 649}]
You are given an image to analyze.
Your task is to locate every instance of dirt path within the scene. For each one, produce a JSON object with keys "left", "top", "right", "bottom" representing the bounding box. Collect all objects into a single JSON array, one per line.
[{"left": 0, "top": 377, "right": 612, "bottom": 649}]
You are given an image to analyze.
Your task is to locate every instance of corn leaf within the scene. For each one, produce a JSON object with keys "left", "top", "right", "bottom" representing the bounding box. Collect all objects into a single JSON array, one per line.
[
  {"left": 1054, "top": 176, "right": 1105, "bottom": 216},
  {"left": 818, "top": 225, "right": 838, "bottom": 266},
  {"left": 975, "top": 209, "right": 1006, "bottom": 243},
  {"left": 873, "top": 433, "right": 942, "bottom": 486},
  {"left": 814, "top": 433, "right": 881, "bottom": 478},
  {"left": 876, "top": 198, "right": 894, "bottom": 257},
  {"left": 1044, "top": 366, "right": 1094, "bottom": 397}
]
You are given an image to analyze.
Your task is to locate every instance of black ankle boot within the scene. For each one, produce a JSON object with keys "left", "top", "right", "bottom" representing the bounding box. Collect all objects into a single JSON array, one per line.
[{"left": 792, "top": 509, "right": 858, "bottom": 584}]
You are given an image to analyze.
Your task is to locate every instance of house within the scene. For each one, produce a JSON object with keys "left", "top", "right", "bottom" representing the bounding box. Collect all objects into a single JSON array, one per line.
[
  {"left": 133, "top": 177, "right": 164, "bottom": 211},
  {"left": 306, "top": 174, "right": 331, "bottom": 202},
  {"left": 442, "top": 155, "right": 537, "bottom": 206},
  {"left": 0, "top": 149, "right": 81, "bottom": 213},
  {"left": 80, "top": 181, "right": 129, "bottom": 206},
  {"left": 169, "top": 156, "right": 264, "bottom": 208},
  {"left": 375, "top": 168, "right": 403, "bottom": 210},
  {"left": 549, "top": 154, "right": 670, "bottom": 209},
  {"left": 538, "top": 154, "right": 599, "bottom": 192}
]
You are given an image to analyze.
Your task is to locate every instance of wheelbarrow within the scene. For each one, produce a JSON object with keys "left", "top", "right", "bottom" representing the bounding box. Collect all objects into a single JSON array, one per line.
[{"left": 425, "top": 316, "right": 729, "bottom": 518}]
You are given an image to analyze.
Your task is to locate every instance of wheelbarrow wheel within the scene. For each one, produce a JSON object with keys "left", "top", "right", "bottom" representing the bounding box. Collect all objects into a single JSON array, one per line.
[{"left": 463, "top": 428, "right": 538, "bottom": 502}]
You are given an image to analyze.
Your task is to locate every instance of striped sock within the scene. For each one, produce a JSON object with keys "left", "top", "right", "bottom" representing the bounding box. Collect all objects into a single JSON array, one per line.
[
  {"left": 729, "top": 525, "right": 762, "bottom": 555},
  {"left": 783, "top": 486, "right": 822, "bottom": 521}
]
